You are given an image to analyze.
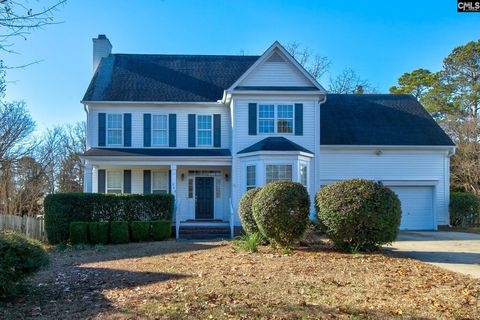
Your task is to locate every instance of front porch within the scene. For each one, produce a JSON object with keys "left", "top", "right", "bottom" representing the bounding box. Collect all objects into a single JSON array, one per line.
[{"left": 84, "top": 160, "right": 235, "bottom": 239}]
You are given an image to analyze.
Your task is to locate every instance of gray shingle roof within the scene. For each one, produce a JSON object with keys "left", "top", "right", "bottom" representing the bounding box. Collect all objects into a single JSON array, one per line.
[
  {"left": 83, "top": 54, "right": 259, "bottom": 102},
  {"left": 238, "top": 137, "right": 313, "bottom": 154},
  {"left": 83, "top": 148, "right": 231, "bottom": 157},
  {"left": 321, "top": 94, "right": 455, "bottom": 146}
]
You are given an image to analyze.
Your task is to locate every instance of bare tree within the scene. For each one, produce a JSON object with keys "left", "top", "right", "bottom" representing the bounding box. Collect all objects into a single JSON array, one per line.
[
  {"left": 0, "top": 0, "right": 66, "bottom": 53},
  {"left": 328, "top": 68, "right": 375, "bottom": 94},
  {"left": 285, "top": 42, "right": 330, "bottom": 81}
]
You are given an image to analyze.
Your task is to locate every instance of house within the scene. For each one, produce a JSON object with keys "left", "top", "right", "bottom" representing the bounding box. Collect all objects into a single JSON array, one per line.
[{"left": 81, "top": 35, "right": 455, "bottom": 239}]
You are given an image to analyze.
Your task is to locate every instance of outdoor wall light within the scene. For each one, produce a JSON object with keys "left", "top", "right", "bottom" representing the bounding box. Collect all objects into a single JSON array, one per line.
[
  {"left": 181, "top": 173, "right": 185, "bottom": 181},
  {"left": 225, "top": 173, "right": 229, "bottom": 181}
]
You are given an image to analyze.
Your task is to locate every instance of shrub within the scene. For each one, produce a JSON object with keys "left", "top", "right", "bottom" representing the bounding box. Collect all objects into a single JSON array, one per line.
[
  {"left": 69, "top": 222, "right": 89, "bottom": 245},
  {"left": 239, "top": 188, "right": 262, "bottom": 235},
  {"left": 316, "top": 179, "right": 401, "bottom": 251},
  {"left": 233, "top": 233, "right": 261, "bottom": 253},
  {"left": 151, "top": 221, "right": 171, "bottom": 241},
  {"left": 252, "top": 181, "right": 310, "bottom": 247},
  {"left": 44, "top": 193, "right": 174, "bottom": 244},
  {"left": 88, "top": 222, "right": 109, "bottom": 244},
  {"left": 450, "top": 192, "right": 480, "bottom": 227},
  {"left": 110, "top": 221, "right": 130, "bottom": 244},
  {"left": 131, "top": 221, "right": 151, "bottom": 242},
  {"left": 0, "top": 231, "right": 49, "bottom": 298}
]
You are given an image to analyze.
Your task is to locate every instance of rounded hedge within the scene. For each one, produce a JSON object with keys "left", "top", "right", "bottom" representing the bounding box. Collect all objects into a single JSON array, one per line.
[
  {"left": 238, "top": 188, "right": 262, "bottom": 235},
  {"left": 450, "top": 192, "right": 480, "bottom": 227},
  {"left": 0, "top": 231, "right": 49, "bottom": 298},
  {"left": 315, "top": 179, "right": 401, "bottom": 251},
  {"left": 252, "top": 181, "right": 310, "bottom": 247}
]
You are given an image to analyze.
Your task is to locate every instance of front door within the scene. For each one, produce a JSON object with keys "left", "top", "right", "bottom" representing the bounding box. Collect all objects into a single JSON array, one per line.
[{"left": 195, "top": 177, "right": 214, "bottom": 219}]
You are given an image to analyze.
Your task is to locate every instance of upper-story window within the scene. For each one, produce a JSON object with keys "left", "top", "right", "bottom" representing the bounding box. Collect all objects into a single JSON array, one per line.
[
  {"left": 107, "top": 114, "right": 123, "bottom": 145},
  {"left": 197, "top": 115, "right": 213, "bottom": 146},
  {"left": 152, "top": 115, "right": 168, "bottom": 146},
  {"left": 258, "top": 104, "right": 294, "bottom": 134}
]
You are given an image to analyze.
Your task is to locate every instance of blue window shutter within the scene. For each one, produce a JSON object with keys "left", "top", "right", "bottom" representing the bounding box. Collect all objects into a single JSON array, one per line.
[
  {"left": 144, "top": 114, "right": 151, "bottom": 147},
  {"left": 188, "top": 114, "right": 196, "bottom": 147},
  {"left": 124, "top": 113, "right": 132, "bottom": 147},
  {"left": 143, "top": 170, "right": 151, "bottom": 194},
  {"left": 98, "top": 169, "right": 106, "bottom": 193},
  {"left": 98, "top": 113, "right": 106, "bottom": 146},
  {"left": 123, "top": 170, "right": 131, "bottom": 194},
  {"left": 213, "top": 114, "right": 221, "bottom": 147},
  {"left": 169, "top": 114, "right": 176, "bottom": 147},
  {"left": 295, "top": 103, "right": 303, "bottom": 136},
  {"left": 248, "top": 103, "right": 257, "bottom": 135}
]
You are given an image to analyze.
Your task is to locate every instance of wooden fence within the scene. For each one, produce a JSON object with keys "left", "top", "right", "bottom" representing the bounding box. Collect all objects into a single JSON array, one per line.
[{"left": 0, "top": 214, "right": 46, "bottom": 242}]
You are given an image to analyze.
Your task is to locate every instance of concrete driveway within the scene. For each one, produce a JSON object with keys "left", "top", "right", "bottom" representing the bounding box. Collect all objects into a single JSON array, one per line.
[{"left": 386, "top": 231, "right": 480, "bottom": 279}]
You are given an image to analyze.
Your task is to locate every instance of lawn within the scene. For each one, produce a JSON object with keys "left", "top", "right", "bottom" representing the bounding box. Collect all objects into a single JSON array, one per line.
[{"left": 1, "top": 239, "right": 479, "bottom": 320}]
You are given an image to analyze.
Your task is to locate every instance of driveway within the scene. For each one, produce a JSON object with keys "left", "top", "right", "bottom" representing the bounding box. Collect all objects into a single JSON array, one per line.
[{"left": 386, "top": 231, "right": 480, "bottom": 279}]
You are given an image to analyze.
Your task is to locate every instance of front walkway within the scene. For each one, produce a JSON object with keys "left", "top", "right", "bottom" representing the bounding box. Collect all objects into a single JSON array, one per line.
[{"left": 386, "top": 231, "right": 480, "bottom": 279}]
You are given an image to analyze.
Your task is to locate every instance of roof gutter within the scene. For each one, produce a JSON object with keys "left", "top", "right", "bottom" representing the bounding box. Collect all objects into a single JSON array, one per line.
[{"left": 81, "top": 100, "right": 224, "bottom": 105}]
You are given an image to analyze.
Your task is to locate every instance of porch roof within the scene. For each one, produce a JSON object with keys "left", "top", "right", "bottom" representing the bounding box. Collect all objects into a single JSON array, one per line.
[
  {"left": 83, "top": 148, "right": 232, "bottom": 157},
  {"left": 237, "top": 137, "right": 313, "bottom": 154}
]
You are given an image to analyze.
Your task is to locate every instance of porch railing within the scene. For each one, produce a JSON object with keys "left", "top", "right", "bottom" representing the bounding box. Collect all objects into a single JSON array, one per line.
[{"left": 229, "top": 198, "right": 235, "bottom": 238}]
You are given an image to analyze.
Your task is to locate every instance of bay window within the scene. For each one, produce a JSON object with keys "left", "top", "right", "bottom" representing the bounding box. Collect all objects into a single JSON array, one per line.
[
  {"left": 266, "top": 165, "right": 292, "bottom": 183},
  {"left": 246, "top": 165, "right": 256, "bottom": 190},
  {"left": 300, "top": 164, "right": 308, "bottom": 187}
]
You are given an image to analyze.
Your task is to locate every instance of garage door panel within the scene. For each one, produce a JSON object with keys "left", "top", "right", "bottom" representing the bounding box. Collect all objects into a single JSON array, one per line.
[{"left": 389, "top": 186, "right": 434, "bottom": 230}]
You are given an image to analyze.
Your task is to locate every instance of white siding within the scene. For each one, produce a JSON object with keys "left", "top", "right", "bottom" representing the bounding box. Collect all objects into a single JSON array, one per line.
[
  {"left": 239, "top": 52, "right": 312, "bottom": 87},
  {"left": 87, "top": 104, "right": 231, "bottom": 149},
  {"left": 318, "top": 149, "right": 451, "bottom": 225}
]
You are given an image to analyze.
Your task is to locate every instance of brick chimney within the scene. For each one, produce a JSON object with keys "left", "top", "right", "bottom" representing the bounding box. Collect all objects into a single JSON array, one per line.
[{"left": 92, "top": 34, "right": 112, "bottom": 73}]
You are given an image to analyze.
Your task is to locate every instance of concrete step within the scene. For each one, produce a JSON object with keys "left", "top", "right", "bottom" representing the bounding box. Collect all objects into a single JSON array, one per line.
[{"left": 179, "top": 225, "right": 231, "bottom": 240}]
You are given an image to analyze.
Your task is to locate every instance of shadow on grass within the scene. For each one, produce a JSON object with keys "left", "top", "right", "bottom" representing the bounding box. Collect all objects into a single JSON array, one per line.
[{"left": 0, "top": 266, "right": 189, "bottom": 320}]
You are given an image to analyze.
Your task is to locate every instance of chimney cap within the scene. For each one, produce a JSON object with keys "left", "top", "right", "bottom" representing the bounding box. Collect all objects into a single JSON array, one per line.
[{"left": 97, "top": 34, "right": 107, "bottom": 39}]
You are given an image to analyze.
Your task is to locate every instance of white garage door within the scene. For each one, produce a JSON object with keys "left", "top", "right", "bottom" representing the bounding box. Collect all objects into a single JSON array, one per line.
[{"left": 389, "top": 186, "right": 435, "bottom": 230}]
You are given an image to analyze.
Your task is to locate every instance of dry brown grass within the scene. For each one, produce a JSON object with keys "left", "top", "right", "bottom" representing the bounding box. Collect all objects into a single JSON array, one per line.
[{"left": 1, "top": 239, "right": 479, "bottom": 319}]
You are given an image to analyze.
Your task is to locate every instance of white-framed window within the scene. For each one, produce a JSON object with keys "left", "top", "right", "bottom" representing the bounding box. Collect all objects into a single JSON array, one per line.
[
  {"left": 152, "top": 171, "right": 169, "bottom": 194},
  {"left": 107, "top": 114, "right": 123, "bottom": 145},
  {"left": 246, "top": 165, "right": 256, "bottom": 190},
  {"left": 152, "top": 115, "right": 168, "bottom": 146},
  {"left": 266, "top": 164, "right": 292, "bottom": 183},
  {"left": 197, "top": 115, "right": 213, "bottom": 146},
  {"left": 258, "top": 104, "right": 275, "bottom": 133},
  {"left": 300, "top": 164, "right": 308, "bottom": 187},
  {"left": 258, "top": 104, "right": 294, "bottom": 134},
  {"left": 106, "top": 170, "right": 123, "bottom": 194},
  {"left": 277, "top": 104, "right": 294, "bottom": 133}
]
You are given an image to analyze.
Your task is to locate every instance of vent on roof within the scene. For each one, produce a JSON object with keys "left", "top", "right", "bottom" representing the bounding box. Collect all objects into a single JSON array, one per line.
[{"left": 267, "top": 52, "right": 284, "bottom": 63}]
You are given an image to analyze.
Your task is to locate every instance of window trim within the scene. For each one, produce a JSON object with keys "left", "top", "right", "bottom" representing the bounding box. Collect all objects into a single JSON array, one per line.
[
  {"left": 265, "top": 164, "right": 293, "bottom": 184},
  {"left": 196, "top": 114, "right": 213, "bottom": 147},
  {"left": 151, "top": 114, "right": 169, "bottom": 147},
  {"left": 257, "top": 103, "right": 295, "bottom": 135},
  {"left": 246, "top": 165, "right": 256, "bottom": 191},
  {"left": 151, "top": 170, "right": 169, "bottom": 194},
  {"left": 106, "top": 170, "right": 123, "bottom": 194},
  {"left": 106, "top": 113, "right": 124, "bottom": 146}
]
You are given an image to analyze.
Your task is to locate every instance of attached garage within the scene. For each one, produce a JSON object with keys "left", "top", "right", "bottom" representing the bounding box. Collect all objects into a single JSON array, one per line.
[{"left": 388, "top": 186, "right": 435, "bottom": 230}]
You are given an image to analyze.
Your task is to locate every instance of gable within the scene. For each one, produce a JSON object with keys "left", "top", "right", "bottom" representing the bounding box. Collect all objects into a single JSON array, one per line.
[{"left": 236, "top": 49, "right": 318, "bottom": 89}]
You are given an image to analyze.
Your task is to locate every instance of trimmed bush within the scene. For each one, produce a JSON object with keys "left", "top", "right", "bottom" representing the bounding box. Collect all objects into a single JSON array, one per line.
[
  {"left": 316, "top": 179, "right": 401, "bottom": 251},
  {"left": 131, "top": 221, "right": 151, "bottom": 242},
  {"left": 69, "top": 222, "right": 89, "bottom": 245},
  {"left": 44, "top": 193, "right": 174, "bottom": 244},
  {"left": 252, "top": 181, "right": 310, "bottom": 247},
  {"left": 0, "top": 231, "right": 49, "bottom": 298},
  {"left": 151, "top": 221, "right": 172, "bottom": 241},
  {"left": 110, "top": 221, "right": 130, "bottom": 244},
  {"left": 239, "top": 188, "right": 262, "bottom": 235},
  {"left": 450, "top": 192, "right": 480, "bottom": 227},
  {"left": 88, "top": 222, "right": 109, "bottom": 244}
]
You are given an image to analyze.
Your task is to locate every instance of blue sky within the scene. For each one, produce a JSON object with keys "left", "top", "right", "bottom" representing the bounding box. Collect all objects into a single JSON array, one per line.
[{"left": 3, "top": 0, "right": 480, "bottom": 133}]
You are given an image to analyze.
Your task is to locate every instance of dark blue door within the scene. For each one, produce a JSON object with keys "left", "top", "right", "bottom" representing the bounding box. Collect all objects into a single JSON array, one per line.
[{"left": 195, "top": 177, "right": 214, "bottom": 219}]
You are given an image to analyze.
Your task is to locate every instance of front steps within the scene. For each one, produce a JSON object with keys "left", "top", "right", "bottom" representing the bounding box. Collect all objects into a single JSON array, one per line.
[{"left": 178, "top": 224, "right": 231, "bottom": 240}]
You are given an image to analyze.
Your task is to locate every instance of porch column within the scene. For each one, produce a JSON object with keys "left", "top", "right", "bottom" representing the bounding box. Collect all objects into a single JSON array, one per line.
[{"left": 171, "top": 165, "right": 179, "bottom": 239}]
